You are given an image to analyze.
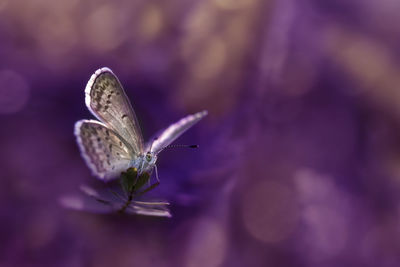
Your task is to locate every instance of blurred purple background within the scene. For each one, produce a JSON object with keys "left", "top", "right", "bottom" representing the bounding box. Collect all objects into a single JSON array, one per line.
[{"left": 2, "top": 0, "right": 400, "bottom": 266}]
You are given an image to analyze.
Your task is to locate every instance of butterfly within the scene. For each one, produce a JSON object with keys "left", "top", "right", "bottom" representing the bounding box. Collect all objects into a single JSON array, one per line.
[{"left": 62, "top": 67, "right": 207, "bottom": 217}]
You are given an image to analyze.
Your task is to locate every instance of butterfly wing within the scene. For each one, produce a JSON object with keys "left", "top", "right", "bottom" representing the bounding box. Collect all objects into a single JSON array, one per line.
[
  {"left": 74, "top": 119, "right": 135, "bottom": 181},
  {"left": 85, "top": 67, "right": 144, "bottom": 154},
  {"left": 149, "top": 110, "right": 208, "bottom": 155}
]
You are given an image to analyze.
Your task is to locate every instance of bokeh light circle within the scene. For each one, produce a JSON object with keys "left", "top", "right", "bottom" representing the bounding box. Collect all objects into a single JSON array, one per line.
[
  {"left": 184, "top": 218, "right": 227, "bottom": 267},
  {"left": 83, "top": 4, "right": 125, "bottom": 53},
  {"left": 241, "top": 180, "right": 299, "bottom": 243}
]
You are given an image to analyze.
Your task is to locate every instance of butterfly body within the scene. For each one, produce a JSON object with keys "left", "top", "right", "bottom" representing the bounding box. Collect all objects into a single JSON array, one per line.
[
  {"left": 140, "top": 152, "right": 158, "bottom": 173},
  {"left": 125, "top": 152, "right": 157, "bottom": 178}
]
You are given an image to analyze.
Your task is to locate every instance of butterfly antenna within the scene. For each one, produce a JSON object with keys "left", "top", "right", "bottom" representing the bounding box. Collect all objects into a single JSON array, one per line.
[{"left": 164, "top": 144, "right": 199, "bottom": 149}]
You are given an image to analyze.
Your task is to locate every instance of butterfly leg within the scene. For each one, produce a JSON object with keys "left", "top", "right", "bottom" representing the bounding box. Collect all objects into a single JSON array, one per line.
[
  {"left": 136, "top": 181, "right": 160, "bottom": 197},
  {"left": 154, "top": 164, "right": 160, "bottom": 182}
]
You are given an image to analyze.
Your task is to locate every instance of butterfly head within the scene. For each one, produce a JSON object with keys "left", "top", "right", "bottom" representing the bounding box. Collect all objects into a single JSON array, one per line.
[
  {"left": 145, "top": 151, "right": 156, "bottom": 163},
  {"left": 141, "top": 151, "right": 157, "bottom": 172}
]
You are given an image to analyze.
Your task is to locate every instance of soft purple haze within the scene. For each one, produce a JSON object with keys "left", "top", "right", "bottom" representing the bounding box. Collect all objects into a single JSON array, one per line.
[{"left": 2, "top": 0, "right": 400, "bottom": 266}]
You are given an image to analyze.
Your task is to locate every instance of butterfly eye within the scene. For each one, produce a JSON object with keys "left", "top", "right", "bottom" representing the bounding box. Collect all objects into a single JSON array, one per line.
[{"left": 146, "top": 153, "right": 152, "bottom": 162}]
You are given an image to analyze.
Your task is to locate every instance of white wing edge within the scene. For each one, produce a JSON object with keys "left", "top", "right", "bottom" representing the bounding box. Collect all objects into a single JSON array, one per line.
[
  {"left": 149, "top": 110, "right": 208, "bottom": 155},
  {"left": 74, "top": 119, "right": 109, "bottom": 181},
  {"left": 84, "top": 67, "right": 114, "bottom": 119}
]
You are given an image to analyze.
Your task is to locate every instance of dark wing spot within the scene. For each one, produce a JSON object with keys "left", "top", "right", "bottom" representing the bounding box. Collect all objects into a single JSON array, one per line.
[
  {"left": 119, "top": 141, "right": 122, "bottom": 147},
  {"left": 121, "top": 114, "right": 127, "bottom": 119},
  {"left": 97, "top": 137, "right": 101, "bottom": 142}
]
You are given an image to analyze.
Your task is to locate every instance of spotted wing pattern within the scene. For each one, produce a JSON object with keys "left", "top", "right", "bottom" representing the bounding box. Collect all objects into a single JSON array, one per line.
[
  {"left": 74, "top": 120, "right": 134, "bottom": 181},
  {"left": 149, "top": 110, "right": 208, "bottom": 155},
  {"left": 85, "top": 67, "right": 144, "bottom": 155}
]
